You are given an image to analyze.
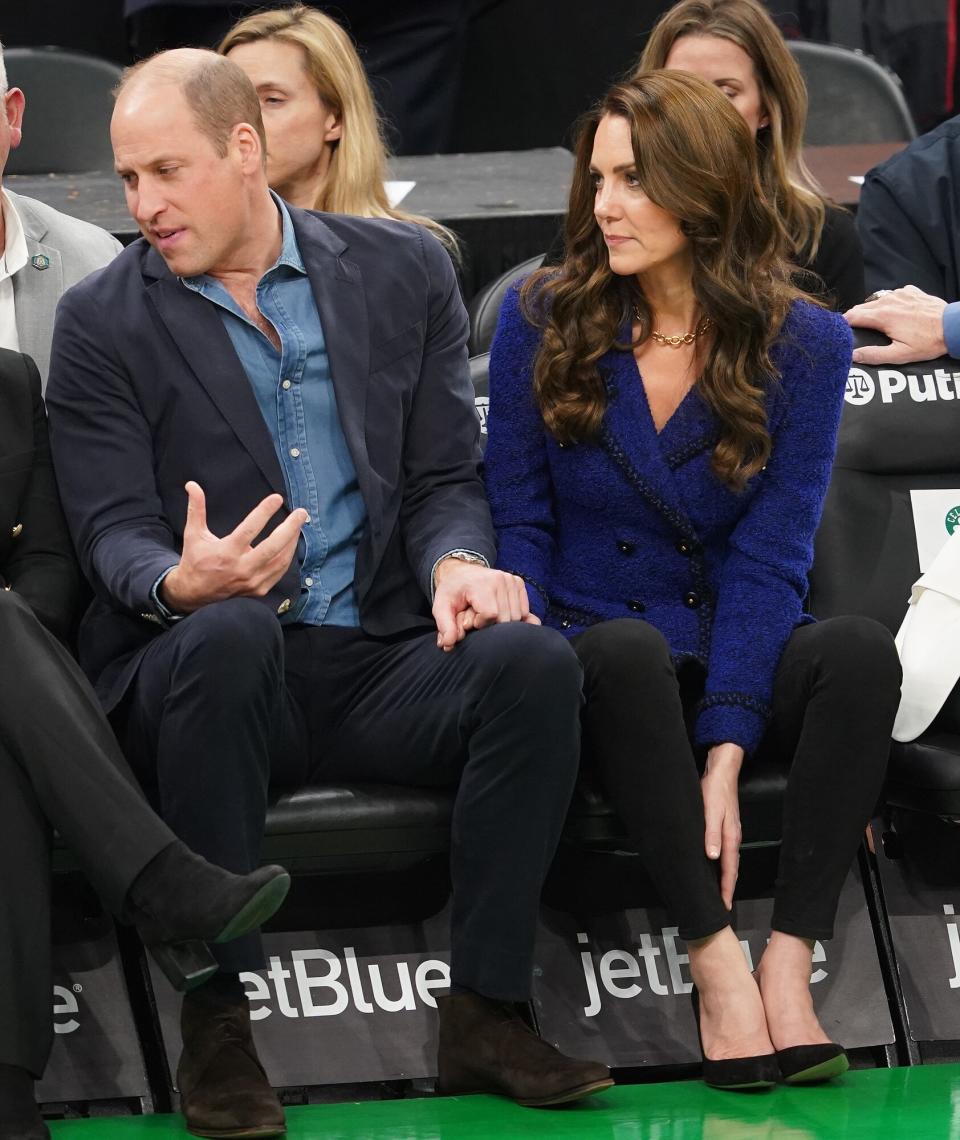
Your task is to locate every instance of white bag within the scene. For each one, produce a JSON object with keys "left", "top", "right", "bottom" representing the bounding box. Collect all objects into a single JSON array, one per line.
[{"left": 893, "top": 528, "right": 960, "bottom": 742}]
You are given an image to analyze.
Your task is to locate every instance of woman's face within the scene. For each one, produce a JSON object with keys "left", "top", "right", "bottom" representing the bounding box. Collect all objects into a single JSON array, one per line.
[
  {"left": 664, "top": 33, "right": 769, "bottom": 137},
  {"left": 226, "top": 38, "right": 341, "bottom": 199},
  {"left": 590, "top": 113, "right": 691, "bottom": 281}
]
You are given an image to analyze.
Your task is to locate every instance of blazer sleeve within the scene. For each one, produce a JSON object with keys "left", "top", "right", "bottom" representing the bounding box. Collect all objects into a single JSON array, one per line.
[
  {"left": 483, "top": 284, "right": 555, "bottom": 619},
  {"left": 695, "top": 307, "right": 853, "bottom": 754},
  {"left": 46, "top": 284, "right": 183, "bottom": 618},
  {"left": 4, "top": 354, "right": 82, "bottom": 641},
  {"left": 400, "top": 228, "right": 497, "bottom": 596},
  {"left": 857, "top": 173, "right": 950, "bottom": 299}
]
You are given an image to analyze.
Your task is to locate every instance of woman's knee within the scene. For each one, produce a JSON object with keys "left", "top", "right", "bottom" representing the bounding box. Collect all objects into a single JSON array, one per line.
[
  {"left": 802, "top": 616, "right": 901, "bottom": 691},
  {"left": 574, "top": 618, "right": 672, "bottom": 674}
]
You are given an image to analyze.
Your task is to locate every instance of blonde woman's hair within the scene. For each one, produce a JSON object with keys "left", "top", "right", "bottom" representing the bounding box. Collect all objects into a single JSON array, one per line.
[
  {"left": 219, "top": 5, "right": 457, "bottom": 253},
  {"left": 636, "top": 0, "right": 828, "bottom": 262}
]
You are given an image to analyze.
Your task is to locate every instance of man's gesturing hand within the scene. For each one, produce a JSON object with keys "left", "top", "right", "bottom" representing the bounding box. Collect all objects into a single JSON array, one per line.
[
  {"left": 161, "top": 481, "right": 309, "bottom": 614},
  {"left": 432, "top": 559, "right": 540, "bottom": 652}
]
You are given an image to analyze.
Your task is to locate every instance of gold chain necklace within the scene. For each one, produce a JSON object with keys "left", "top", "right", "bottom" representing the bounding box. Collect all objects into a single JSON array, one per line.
[{"left": 634, "top": 307, "right": 713, "bottom": 347}]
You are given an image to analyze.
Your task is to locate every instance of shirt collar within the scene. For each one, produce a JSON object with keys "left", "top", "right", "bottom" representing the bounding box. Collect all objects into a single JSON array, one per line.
[
  {"left": 181, "top": 191, "right": 305, "bottom": 296},
  {"left": 0, "top": 189, "right": 30, "bottom": 281}
]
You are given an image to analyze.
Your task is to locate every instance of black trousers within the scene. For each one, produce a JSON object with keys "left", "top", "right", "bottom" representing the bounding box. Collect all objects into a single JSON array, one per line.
[
  {"left": 0, "top": 591, "right": 173, "bottom": 1077},
  {"left": 118, "top": 599, "right": 582, "bottom": 999},
  {"left": 573, "top": 616, "right": 902, "bottom": 942}
]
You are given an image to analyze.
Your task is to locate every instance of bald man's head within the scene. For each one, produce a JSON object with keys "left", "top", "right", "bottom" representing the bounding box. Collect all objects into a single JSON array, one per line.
[{"left": 115, "top": 48, "right": 267, "bottom": 158}]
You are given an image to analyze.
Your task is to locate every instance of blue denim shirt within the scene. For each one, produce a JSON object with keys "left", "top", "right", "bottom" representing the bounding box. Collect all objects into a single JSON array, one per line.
[{"left": 181, "top": 196, "right": 364, "bottom": 626}]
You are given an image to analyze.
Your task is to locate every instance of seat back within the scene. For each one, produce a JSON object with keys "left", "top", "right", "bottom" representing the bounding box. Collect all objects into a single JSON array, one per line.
[
  {"left": 4, "top": 47, "right": 123, "bottom": 174},
  {"left": 467, "top": 254, "right": 544, "bottom": 356},
  {"left": 788, "top": 41, "right": 917, "bottom": 146},
  {"left": 810, "top": 331, "right": 960, "bottom": 631}
]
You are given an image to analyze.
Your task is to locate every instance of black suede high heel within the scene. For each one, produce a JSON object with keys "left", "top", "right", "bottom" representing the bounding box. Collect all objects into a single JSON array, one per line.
[
  {"left": 691, "top": 987, "right": 778, "bottom": 1090},
  {"left": 775, "top": 1043, "right": 848, "bottom": 1084}
]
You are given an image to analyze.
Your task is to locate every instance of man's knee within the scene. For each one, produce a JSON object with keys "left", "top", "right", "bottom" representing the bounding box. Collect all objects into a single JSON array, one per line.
[
  {"left": 166, "top": 598, "right": 284, "bottom": 691},
  {"left": 468, "top": 621, "right": 582, "bottom": 700}
]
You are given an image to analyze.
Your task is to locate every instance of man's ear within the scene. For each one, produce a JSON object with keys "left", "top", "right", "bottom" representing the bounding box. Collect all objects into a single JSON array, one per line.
[
  {"left": 4, "top": 88, "right": 26, "bottom": 150},
  {"left": 233, "top": 121, "right": 264, "bottom": 171}
]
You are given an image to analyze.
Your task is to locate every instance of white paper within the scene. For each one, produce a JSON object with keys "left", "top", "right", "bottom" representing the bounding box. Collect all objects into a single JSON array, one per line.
[
  {"left": 910, "top": 489, "right": 960, "bottom": 570},
  {"left": 385, "top": 180, "right": 416, "bottom": 208},
  {"left": 848, "top": 175, "right": 865, "bottom": 185}
]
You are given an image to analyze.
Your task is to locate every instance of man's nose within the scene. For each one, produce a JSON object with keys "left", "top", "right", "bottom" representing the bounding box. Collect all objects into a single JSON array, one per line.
[{"left": 132, "top": 180, "right": 164, "bottom": 226}]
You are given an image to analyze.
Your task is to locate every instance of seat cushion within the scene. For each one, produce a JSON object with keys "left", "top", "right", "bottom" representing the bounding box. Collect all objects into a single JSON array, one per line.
[{"left": 887, "top": 733, "right": 960, "bottom": 815}]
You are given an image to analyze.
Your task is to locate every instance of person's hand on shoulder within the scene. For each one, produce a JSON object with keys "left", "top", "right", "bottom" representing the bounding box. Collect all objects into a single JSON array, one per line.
[
  {"left": 432, "top": 558, "right": 540, "bottom": 652},
  {"left": 844, "top": 285, "right": 947, "bottom": 365}
]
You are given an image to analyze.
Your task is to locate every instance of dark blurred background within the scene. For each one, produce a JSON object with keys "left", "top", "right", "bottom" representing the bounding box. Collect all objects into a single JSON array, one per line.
[{"left": 2, "top": 1, "right": 954, "bottom": 153}]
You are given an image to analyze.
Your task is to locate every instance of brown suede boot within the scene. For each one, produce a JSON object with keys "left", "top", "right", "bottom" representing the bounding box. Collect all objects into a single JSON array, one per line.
[
  {"left": 177, "top": 986, "right": 286, "bottom": 1138},
  {"left": 437, "top": 992, "right": 614, "bottom": 1106}
]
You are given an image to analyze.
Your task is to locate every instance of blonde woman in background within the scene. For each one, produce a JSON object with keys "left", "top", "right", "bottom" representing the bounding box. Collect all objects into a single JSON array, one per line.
[
  {"left": 220, "top": 4, "right": 456, "bottom": 251},
  {"left": 636, "top": 0, "right": 863, "bottom": 310}
]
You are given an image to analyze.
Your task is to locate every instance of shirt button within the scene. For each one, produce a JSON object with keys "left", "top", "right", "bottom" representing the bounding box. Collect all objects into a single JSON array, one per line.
[
  {"left": 277, "top": 598, "right": 292, "bottom": 615},
  {"left": 289, "top": 447, "right": 300, "bottom": 458},
  {"left": 282, "top": 379, "right": 292, "bottom": 390},
  {"left": 617, "top": 540, "right": 635, "bottom": 555},
  {"left": 627, "top": 599, "right": 645, "bottom": 613},
  {"left": 683, "top": 591, "right": 701, "bottom": 609},
  {"left": 304, "top": 577, "right": 314, "bottom": 587}
]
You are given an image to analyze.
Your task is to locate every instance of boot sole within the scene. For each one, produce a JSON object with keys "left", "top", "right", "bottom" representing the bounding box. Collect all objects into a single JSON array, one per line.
[
  {"left": 516, "top": 1077, "right": 615, "bottom": 1107},
  {"left": 213, "top": 872, "right": 291, "bottom": 945},
  {"left": 783, "top": 1053, "right": 849, "bottom": 1085},
  {"left": 186, "top": 1125, "right": 285, "bottom": 1139}
]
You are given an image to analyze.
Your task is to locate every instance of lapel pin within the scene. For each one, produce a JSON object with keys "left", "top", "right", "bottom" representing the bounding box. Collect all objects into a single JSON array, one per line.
[{"left": 31, "top": 254, "right": 50, "bottom": 271}]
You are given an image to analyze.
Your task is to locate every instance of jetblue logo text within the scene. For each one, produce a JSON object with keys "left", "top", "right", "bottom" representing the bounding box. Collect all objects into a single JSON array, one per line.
[
  {"left": 577, "top": 928, "right": 827, "bottom": 1018},
  {"left": 240, "top": 949, "right": 450, "bottom": 1019}
]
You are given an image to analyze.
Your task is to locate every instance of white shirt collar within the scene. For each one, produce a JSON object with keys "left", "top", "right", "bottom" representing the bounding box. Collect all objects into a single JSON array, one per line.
[{"left": 0, "top": 188, "right": 29, "bottom": 284}]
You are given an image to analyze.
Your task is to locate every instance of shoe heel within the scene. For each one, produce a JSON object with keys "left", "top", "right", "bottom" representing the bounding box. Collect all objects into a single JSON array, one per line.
[
  {"left": 691, "top": 986, "right": 777, "bottom": 1091},
  {"left": 148, "top": 940, "right": 218, "bottom": 992}
]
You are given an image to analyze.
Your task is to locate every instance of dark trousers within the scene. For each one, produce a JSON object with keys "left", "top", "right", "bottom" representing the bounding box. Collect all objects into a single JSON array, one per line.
[
  {"left": 573, "top": 616, "right": 902, "bottom": 942},
  {"left": 118, "top": 599, "right": 582, "bottom": 999},
  {"left": 0, "top": 592, "right": 173, "bottom": 1077}
]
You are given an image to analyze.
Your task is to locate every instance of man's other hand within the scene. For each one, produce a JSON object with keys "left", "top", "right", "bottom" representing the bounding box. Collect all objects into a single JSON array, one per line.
[
  {"left": 845, "top": 285, "right": 947, "bottom": 365},
  {"left": 432, "top": 560, "right": 540, "bottom": 652},
  {"left": 161, "top": 481, "right": 308, "bottom": 614}
]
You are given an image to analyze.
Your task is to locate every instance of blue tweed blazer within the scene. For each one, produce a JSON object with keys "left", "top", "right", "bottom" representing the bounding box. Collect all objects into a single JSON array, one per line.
[{"left": 484, "top": 285, "right": 853, "bottom": 754}]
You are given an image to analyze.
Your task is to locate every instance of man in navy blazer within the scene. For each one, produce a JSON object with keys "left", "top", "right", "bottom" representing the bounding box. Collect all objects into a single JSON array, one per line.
[{"left": 46, "top": 50, "right": 609, "bottom": 1136}]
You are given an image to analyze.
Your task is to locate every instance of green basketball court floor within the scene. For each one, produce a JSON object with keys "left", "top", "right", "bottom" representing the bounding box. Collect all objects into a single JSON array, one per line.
[{"left": 48, "top": 1064, "right": 960, "bottom": 1139}]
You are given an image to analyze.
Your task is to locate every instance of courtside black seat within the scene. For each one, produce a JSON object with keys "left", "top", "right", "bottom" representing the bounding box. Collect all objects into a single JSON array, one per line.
[
  {"left": 467, "top": 254, "right": 544, "bottom": 356},
  {"left": 809, "top": 330, "right": 960, "bottom": 817},
  {"left": 3, "top": 47, "right": 122, "bottom": 174},
  {"left": 788, "top": 41, "right": 916, "bottom": 146}
]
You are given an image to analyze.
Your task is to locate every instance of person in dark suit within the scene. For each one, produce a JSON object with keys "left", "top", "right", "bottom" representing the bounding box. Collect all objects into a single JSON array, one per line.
[
  {"left": 0, "top": 346, "right": 294, "bottom": 1140},
  {"left": 484, "top": 72, "right": 900, "bottom": 1091},
  {"left": 46, "top": 49, "right": 610, "bottom": 1138}
]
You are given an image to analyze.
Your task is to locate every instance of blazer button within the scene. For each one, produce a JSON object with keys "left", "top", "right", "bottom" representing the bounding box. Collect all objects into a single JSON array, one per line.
[
  {"left": 683, "top": 591, "right": 701, "bottom": 609},
  {"left": 11, "top": 523, "right": 23, "bottom": 538},
  {"left": 276, "top": 598, "right": 292, "bottom": 615},
  {"left": 627, "top": 599, "right": 645, "bottom": 613},
  {"left": 676, "top": 538, "right": 693, "bottom": 556},
  {"left": 617, "top": 540, "right": 636, "bottom": 555}
]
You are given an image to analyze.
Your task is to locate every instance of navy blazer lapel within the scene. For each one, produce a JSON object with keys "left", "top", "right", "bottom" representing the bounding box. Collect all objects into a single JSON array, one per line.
[
  {"left": 144, "top": 254, "right": 286, "bottom": 495},
  {"left": 292, "top": 209, "right": 382, "bottom": 536}
]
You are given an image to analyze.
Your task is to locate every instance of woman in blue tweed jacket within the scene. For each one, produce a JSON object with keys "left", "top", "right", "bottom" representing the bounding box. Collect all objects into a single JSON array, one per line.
[{"left": 484, "top": 72, "right": 901, "bottom": 1090}]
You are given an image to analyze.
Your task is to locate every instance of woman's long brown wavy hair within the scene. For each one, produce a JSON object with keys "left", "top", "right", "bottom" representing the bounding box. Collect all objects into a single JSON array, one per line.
[
  {"left": 636, "top": 0, "right": 828, "bottom": 263},
  {"left": 521, "top": 71, "right": 807, "bottom": 491}
]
